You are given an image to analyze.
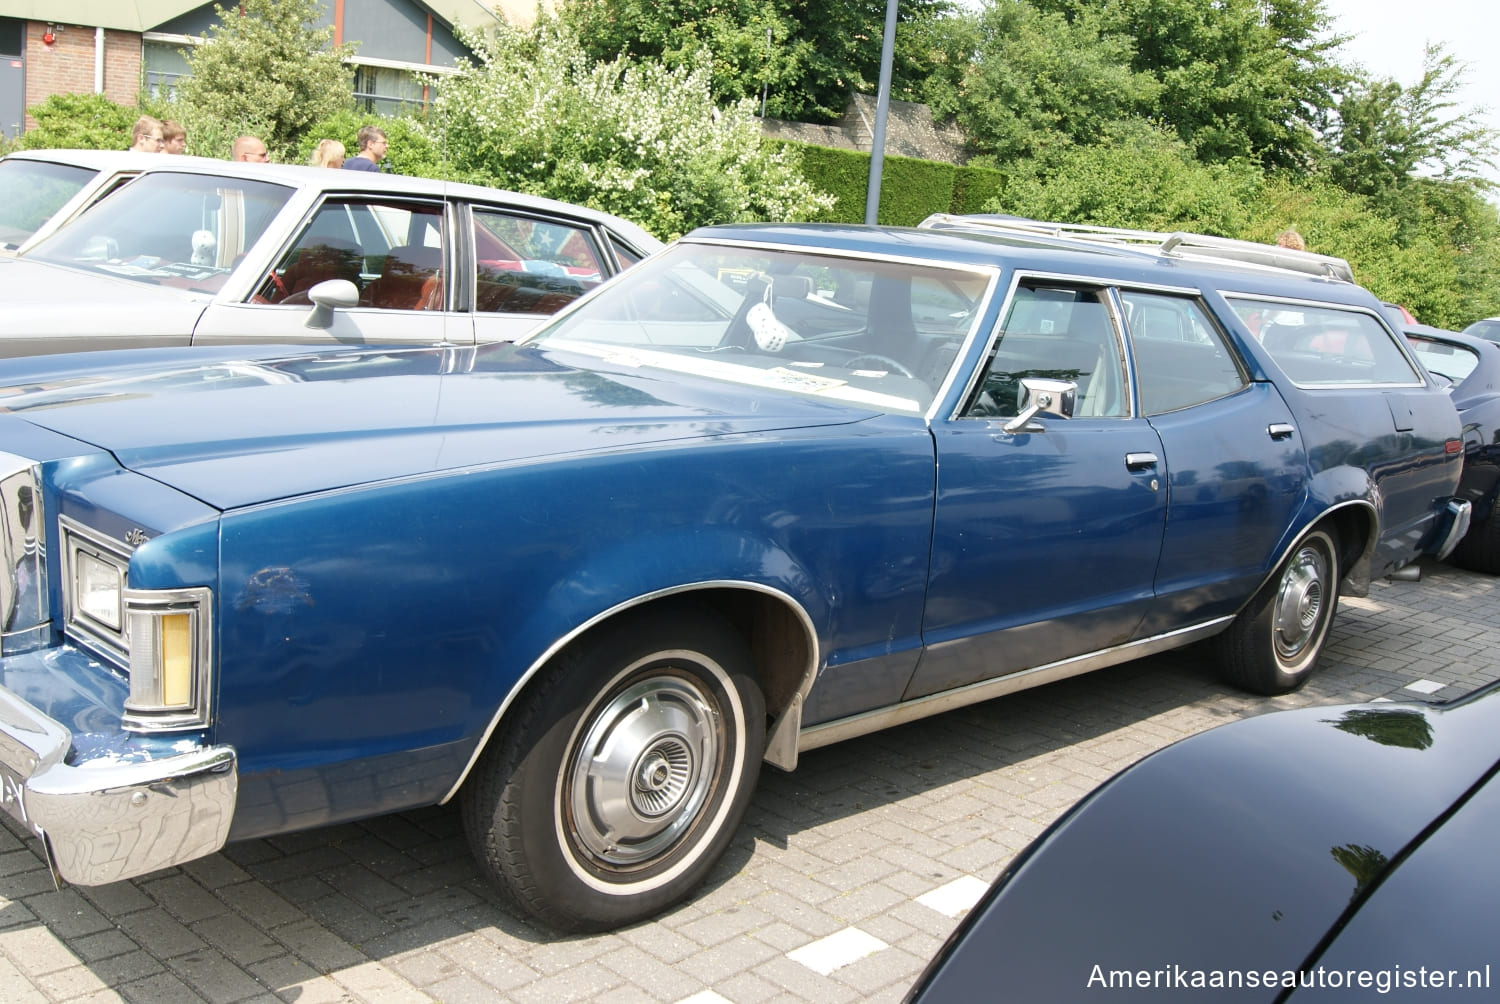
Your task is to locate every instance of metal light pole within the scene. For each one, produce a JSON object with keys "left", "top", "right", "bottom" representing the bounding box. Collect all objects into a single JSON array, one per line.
[{"left": 863, "top": 0, "right": 899, "bottom": 225}]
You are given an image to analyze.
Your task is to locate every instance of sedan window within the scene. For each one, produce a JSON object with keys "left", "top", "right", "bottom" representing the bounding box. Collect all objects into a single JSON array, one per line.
[
  {"left": 257, "top": 198, "right": 445, "bottom": 311},
  {"left": 473, "top": 209, "right": 607, "bottom": 315}
]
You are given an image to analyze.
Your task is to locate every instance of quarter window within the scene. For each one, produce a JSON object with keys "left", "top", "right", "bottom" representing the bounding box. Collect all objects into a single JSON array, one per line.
[
  {"left": 965, "top": 284, "right": 1127, "bottom": 419},
  {"left": 1231, "top": 298, "right": 1421, "bottom": 386},
  {"left": 1121, "top": 292, "right": 1247, "bottom": 414}
]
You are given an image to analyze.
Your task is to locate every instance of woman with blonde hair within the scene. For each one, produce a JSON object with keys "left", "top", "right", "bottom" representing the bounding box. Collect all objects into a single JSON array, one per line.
[{"left": 309, "top": 139, "right": 346, "bottom": 169}]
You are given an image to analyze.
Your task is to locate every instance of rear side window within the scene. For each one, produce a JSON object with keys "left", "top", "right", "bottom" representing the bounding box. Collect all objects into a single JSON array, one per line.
[{"left": 1231, "top": 298, "right": 1422, "bottom": 387}]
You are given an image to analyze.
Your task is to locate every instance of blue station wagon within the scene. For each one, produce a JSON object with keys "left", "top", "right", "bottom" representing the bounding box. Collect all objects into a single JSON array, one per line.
[{"left": 0, "top": 220, "right": 1471, "bottom": 931}]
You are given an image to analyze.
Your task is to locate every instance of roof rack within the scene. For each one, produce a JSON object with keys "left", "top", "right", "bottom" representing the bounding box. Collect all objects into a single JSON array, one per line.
[{"left": 919, "top": 213, "right": 1356, "bottom": 284}]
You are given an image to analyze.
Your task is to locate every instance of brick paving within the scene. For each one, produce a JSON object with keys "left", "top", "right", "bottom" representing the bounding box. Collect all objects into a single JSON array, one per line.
[{"left": 2, "top": 558, "right": 1496, "bottom": 1003}]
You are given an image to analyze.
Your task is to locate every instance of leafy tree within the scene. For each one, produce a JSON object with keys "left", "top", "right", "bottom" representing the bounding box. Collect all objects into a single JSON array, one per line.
[
  {"left": 561, "top": 0, "right": 958, "bottom": 123},
  {"left": 1325, "top": 45, "right": 1498, "bottom": 214},
  {"left": 1035, "top": 0, "right": 1346, "bottom": 171},
  {"left": 989, "top": 122, "right": 1261, "bottom": 234},
  {"left": 429, "top": 17, "right": 831, "bottom": 238},
  {"left": 18, "top": 93, "right": 138, "bottom": 151},
  {"left": 168, "top": 0, "right": 356, "bottom": 161},
  {"left": 956, "top": 2, "right": 1159, "bottom": 163}
]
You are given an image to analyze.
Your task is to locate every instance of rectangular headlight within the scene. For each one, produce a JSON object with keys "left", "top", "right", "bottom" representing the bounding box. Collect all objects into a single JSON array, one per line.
[
  {"left": 75, "top": 550, "right": 124, "bottom": 631},
  {"left": 60, "top": 517, "right": 131, "bottom": 660},
  {"left": 123, "top": 586, "right": 213, "bottom": 732}
]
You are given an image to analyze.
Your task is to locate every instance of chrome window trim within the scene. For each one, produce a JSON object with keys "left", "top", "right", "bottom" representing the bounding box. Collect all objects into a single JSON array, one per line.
[
  {"left": 58, "top": 516, "right": 132, "bottom": 665},
  {"left": 121, "top": 585, "right": 215, "bottom": 733}
]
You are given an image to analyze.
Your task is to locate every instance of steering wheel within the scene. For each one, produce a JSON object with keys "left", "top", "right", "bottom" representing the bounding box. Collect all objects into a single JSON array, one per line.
[{"left": 846, "top": 353, "right": 916, "bottom": 379}]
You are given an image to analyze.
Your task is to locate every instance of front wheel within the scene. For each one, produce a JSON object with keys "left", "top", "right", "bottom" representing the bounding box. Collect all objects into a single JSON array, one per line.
[
  {"left": 462, "top": 602, "right": 764, "bottom": 931},
  {"left": 1214, "top": 528, "right": 1340, "bottom": 695}
]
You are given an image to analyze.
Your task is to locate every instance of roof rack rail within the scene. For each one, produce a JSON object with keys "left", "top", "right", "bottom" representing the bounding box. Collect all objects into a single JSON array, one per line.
[{"left": 919, "top": 213, "right": 1356, "bottom": 284}]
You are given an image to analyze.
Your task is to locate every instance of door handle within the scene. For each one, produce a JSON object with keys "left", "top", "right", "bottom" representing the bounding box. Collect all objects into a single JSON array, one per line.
[
  {"left": 1268, "top": 423, "right": 1295, "bottom": 441},
  {"left": 1125, "top": 452, "right": 1159, "bottom": 470}
]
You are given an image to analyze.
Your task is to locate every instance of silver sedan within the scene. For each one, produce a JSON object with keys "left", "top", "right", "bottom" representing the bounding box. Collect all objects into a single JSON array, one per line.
[{"left": 2, "top": 156, "right": 662, "bottom": 356}]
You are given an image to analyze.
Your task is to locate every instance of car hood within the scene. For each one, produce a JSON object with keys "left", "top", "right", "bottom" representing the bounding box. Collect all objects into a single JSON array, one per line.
[
  {"left": 0, "top": 256, "right": 203, "bottom": 345},
  {"left": 0, "top": 342, "right": 881, "bottom": 510}
]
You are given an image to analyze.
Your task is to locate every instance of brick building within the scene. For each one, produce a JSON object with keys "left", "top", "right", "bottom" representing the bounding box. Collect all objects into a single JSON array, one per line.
[{"left": 0, "top": 0, "right": 549, "bottom": 139}]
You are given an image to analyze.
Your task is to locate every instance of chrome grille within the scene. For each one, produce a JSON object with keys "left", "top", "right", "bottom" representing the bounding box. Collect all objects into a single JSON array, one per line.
[{"left": 0, "top": 452, "right": 48, "bottom": 655}]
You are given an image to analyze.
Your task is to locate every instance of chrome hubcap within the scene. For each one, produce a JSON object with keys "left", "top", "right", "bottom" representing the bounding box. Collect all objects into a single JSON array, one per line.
[
  {"left": 1273, "top": 543, "right": 1328, "bottom": 660},
  {"left": 568, "top": 673, "right": 721, "bottom": 869}
]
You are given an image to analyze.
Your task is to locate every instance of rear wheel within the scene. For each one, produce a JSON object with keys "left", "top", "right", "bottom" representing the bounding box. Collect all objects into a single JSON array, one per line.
[
  {"left": 462, "top": 602, "right": 764, "bottom": 932},
  {"left": 1215, "top": 528, "right": 1340, "bottom": 695}
]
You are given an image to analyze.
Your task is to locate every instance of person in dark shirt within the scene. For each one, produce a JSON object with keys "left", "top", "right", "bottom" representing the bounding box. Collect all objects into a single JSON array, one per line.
[{"left": 342, "top": 125, "right": 389, "bottom": 172}]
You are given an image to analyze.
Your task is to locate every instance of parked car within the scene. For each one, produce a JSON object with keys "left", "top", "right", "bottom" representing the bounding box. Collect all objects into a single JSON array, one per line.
[
  {"left": 1463, "top": 317, "right": 1500, "bottom": 344},
  {"left": 1402, "top": 323, "right": 1500, "bottom": 572},
  {"left": 1, "top": 158, "right": 661, "bottom": 355},
  {"left": 0, "top": 220, "right": 1469, "bottom": 932},
  {"left": 0, "top": 148, "right": 153, "bottom": 255},
  {"left": 907, "top": 681, "right": 1500, "bottom": 1002}
]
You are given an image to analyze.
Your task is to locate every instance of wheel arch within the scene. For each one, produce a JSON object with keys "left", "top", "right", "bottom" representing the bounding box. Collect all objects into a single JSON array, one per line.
[{"left": 443, "top": 581, "right": 818, "bottom": 804}]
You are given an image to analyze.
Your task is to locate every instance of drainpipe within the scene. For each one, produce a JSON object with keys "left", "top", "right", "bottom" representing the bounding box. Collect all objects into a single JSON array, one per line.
[{"left": 95, "top": 27, "right": 105, "bottom": 93}]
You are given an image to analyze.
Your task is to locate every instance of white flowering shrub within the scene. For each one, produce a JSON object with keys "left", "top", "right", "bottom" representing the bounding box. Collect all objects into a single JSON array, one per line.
[{"left": 430, "top": 19, "right": 831, "bottom": 239}]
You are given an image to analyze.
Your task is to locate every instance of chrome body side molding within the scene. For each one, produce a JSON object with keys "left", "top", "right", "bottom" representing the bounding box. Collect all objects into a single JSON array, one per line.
[{"left": 798, "top": 617, "right": 1234, "bottom": 753}]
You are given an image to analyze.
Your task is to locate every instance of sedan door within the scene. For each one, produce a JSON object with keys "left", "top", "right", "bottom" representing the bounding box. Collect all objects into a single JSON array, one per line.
[
  {"left": 907, "top": 280, "right": 1168, "bottom": 700},
  {"left": 193, "top": 194, "right": 467, "bottom": 347}
]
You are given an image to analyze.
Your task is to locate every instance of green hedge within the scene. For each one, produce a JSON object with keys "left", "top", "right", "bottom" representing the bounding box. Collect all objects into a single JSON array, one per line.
[{"left": 777, "top": 139, "right": 1005, "bottom": 226}]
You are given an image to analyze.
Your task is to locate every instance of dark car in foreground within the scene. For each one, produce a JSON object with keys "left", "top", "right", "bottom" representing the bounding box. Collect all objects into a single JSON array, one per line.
[
  {"left": 1403, "top": 324, "right": 1500, "bottom": 572},
  {"left": 908, "top": 681, "right": 1500, "bottom": 1002},
  {"left": 0, "top": 221, "right": 1470, "bottom": 932}
]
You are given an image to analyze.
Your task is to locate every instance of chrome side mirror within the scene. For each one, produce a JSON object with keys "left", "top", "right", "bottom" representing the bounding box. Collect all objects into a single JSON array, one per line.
[
  {"left": 1002, "top": 377, "right": 1077, "bottom": 434},
  {"left": 304, "top": 278, "right": 360, "bottom": 329}
]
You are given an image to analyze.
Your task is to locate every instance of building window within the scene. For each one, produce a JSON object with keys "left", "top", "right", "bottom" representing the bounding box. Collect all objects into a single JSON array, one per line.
[
  {"left": 353, "top": 64, "right": 427, "bottom": 116},
  {"left": 143, "top": 39, "right": 193, "bottom": 99}
]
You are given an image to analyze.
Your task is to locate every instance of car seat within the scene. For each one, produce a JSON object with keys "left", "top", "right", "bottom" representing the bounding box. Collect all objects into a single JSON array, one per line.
[{"left": 360, "top": 244, "right": 443, "bottom": 310}]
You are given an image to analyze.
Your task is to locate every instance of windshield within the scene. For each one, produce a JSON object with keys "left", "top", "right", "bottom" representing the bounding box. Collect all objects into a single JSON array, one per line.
[
  {"left": 0, "top": 158, "right": 96, "bottom": 251},
  {"left": 525, "top": 241, "right": 994, "bottom": 415},
  {"left": 26, "top": 171, "right": 294, "bottom": 295}
]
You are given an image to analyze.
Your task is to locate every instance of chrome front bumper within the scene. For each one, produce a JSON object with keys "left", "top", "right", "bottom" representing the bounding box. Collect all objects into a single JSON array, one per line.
[{"left": 0, "top": 684, "right": 236, "bottom": 885}]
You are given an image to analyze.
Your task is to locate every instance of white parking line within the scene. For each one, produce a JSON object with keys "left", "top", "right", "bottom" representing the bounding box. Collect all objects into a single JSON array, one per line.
[
  {"left": 916, "top": 875, "right": 991, "bottom": 917},
  {"left": 787, "top": 927, "right": 890, "bottom": 975}
]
